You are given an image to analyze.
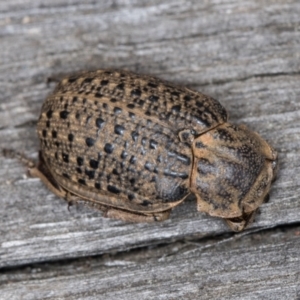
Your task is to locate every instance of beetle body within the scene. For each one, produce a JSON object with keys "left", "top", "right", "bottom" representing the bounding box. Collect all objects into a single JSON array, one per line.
[{"left": 35, "top": 69, "right": 277, "bottom": 231}]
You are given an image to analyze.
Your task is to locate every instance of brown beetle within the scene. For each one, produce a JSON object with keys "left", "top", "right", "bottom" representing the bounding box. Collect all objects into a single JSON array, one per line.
[{"left": 7, "top": 70, "right": 278, "bottom": 231}]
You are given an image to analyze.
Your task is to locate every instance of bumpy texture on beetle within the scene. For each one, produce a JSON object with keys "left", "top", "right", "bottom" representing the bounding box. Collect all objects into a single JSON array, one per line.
[{"left": 35, "top": 69, "right": 277, "bottom": 231}]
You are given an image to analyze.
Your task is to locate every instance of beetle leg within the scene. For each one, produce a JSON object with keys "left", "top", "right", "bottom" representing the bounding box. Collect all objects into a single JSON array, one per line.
[
  {"left": 28, "top": 166, "right": 68, "bottom": 199},
  {"left": 101, "top": 207, "right": 171, "bottom": 223},
  {"left": 3, "top": 148, "right": 70, "bottom": 200},
  {"left": 2, "top": 148, "right": 35, "bottom": 168}
]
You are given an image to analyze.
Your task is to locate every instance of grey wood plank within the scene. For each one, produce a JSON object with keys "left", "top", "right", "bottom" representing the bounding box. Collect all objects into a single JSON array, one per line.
[
  {"left": 1, "top": 226, "right": 299, "bottom": 300},
  {"left": 1, "top": 0, "right": 300, "bottom": 269}
]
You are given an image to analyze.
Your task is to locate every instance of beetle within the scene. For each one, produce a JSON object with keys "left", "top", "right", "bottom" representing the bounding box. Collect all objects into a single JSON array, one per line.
[{"left": 5, "top": 69, "right": 278, "bottom": 231}]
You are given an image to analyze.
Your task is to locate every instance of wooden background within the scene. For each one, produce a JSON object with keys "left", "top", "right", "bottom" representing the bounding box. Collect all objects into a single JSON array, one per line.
[{"left": 1, "top": 0, "right": 300, "bottom": 299}]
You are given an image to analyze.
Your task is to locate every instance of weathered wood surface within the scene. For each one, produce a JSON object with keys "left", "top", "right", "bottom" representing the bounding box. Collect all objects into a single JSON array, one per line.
[
  {"left": 1, "top": 226, "right": 300, "bottom": 300},
  {"left": 0, "top": 0, "right": 300, "bottom": 298}
]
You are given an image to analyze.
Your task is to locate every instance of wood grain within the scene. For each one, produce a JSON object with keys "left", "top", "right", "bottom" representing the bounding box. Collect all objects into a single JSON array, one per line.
[
  {"left": 1, "top": 226, "right": 299, "bottom": 299},
  {"left": 0, "top": 0, "right": 300, "bottom": 298}
]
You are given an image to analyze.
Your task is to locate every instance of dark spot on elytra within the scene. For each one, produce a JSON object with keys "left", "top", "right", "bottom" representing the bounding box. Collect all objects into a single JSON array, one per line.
[
  {"left": 107, "top": 185, "right": 120, "bottom": 194},
  {"left": 46, "top": 120, "right": 50, "bottom": 128},
  {"left": 95, "top": 117, "right": 105, "bottom": 129},
  {"left": 112, "top": 168, "right": 119, "bottom": 175},
  {"left": 141, "top": 137, "right": 147, "bottom": 146},
  {"left": 83, "top": 77, "right": 93, "bottom": 83},
  {"left": 114, "top": 107, "right": 122, "bottom": 114},
  {"left": 46, "top": 110, "right": 53, "bottom": 119},
  {"left": 55, "top": 152, "right": 58, "bottom": 160},
  {"left": 77, "top": 156, "right": 84, "bottom": 166},
  {"left": 75, "top": 112, "right": 80, "bottom": 119},
  {"left": 52, "top": 130, "right": 57, "bottom": 138},
  {"left": 145, "top": 111, "right": 151, "bottom": 116},
  {"left": 196, "top": 101, "right": 203, "bottom": 108},
  {"left": 110, "top": 98, "right": 117, "bottom": 103},
  {"left": 129, "top": 156, "right": 136, "bottom": 164},
  {"left": 72, "top": 96, "right": 78, "bottom": 103},
  {"left": 114, "top": 124, "right": 125, "bottom": 135},
  {"left": 121, "top": 151, "right": 128, "bottom": 159},
  {"left": 167, "top": 151, "right": 191, "bottom": 165},
  {"left": 55, "top": 141, "right": 60, "bottom": 147},
  {"left": 43, "top": 140, "right": 48, "bottom": 147},
  {"left": 128, "top": 194, "right": 134, "bottom": 201},
  {"left": 104, "top": 143, "right": 114, "bottom": 154},
  {"left": 129, "top": 112, "right": 135, "bottom": 119},
  {"left": 76, "top": 167, "right": 82, "bottom": 174},
  {"left": 95, "top": 182, "right": 101, "bottom": 189},
  {"left": 141, "top": 200, "right": 152, "bottom": 206},
  {"left": 171, "top": 91, "right": 180, "bottom": 98},
  {"left": 144, "top": 162, "right": 152, "bottom": 171},
  {"left": 86, "top": 137, "right": 95, "bottom": 147},
  {"left": 138, "top": 100, "right": 144, "bottom": 106},
  {"left": 78, "top": 179, "right": 86, "bottom": 185},
  {"left": 184, "top": 95, "right": 191, "bottom": 102},
  {"left": 89, "top": 159, "right": 99, "bottom": 169},
  {"left": 131, "top": 89, "right": 141, "bottom": 97},
  {"left": 116, "top": 83, "right": 124, "bottom": 90},
  {"left": 163, "top": 170, "right": 188, "bottom": 179},
  {"left": 101, "top": 80, "right": 109, "bottom": 86},
  {"left": 62, "top": 173, "right": 70, "bottom": 179},
  {"left": 68, "top": 133, "right": 74, "bottom": 142},
  {"left": 149, "top": 139, "right": 158, "bottom": 149},
  {"left": 127, "top": 103, "right": 135, "bottom": 109},
  {"left": 148, "top": 82, "right": 158, "bottom": 88},
  {"left": 95, "top": 93, "right": 102, "bottom": 98},
  {"left": 62, "top": 153, "right": 69, "bottom": 163},
  {"left": 85, "top": 115, "right": 92, "bottom": 124},
  {"left": 171, "top": 105, "right": 181, "bottom": 112},
  {"left": 149, "top": 95, "right": 159, "bottom": 102},
  {"left": 195, "top": 114, "right": 210, "bottom": 127},
  {"left": 177, "top": 154, "right": 191, "bottom": 165},
  {"left": 68, "top": 77, "right": 77, "bottom": 83},
  {"left": 42, "top": 129, "right": 47, "bottom": 138},
  {"left": 60, "top": 111, "right": 69, "bottom": 119},
  {"left": 129, "top": 178, "right": 135, "bottom": 185},
  {"left": 85, "top": 169, "right": 95, "bottom": 179},
  {"left": 131, "top": 131, "right": 139, "bottom": 142}
]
